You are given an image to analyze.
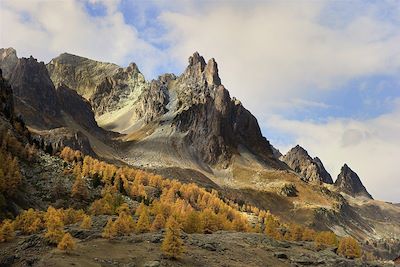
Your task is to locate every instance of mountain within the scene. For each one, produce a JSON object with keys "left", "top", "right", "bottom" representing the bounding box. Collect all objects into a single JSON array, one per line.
[
  {"left": 1, "top": 48, "right": 399, "bottom": 264},
  {"left": 0, "top": 52, "right": 112, "bottom": 154},
  {"left": 335, "top": 164, "right": 373, "bottom": 199},
  {"left": 280, "top": 145, "right": 333, "bottom": 184}
]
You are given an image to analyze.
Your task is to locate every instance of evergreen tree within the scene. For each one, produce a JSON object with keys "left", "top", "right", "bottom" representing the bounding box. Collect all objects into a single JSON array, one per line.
[
  {"left": 161, "top": 217, "right": 184, "bottom": 259},
  {"left": 0, "top": 220, "right": 15, "bottom": 242},
  {"left": 136, "top": 208, "right": 150, "bottom": 233},
  {"left": 57, "top": 233, "right": 76, "bottom": 253},
  {"left": 151, "top": 214, "right": 166, "bottom": 232},
  {"left": 71, "top": 169, "right": 89, "bottom": 201},
  {"left": 80, "top": 215, "right": 92, "bottom": 229},
  {"left": 338, "top": 237, "right": 362, "bottom": 259}
]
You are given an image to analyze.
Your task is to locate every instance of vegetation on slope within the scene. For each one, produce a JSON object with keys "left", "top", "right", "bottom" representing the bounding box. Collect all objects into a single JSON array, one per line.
[{"left": 0, "top": 144, "right": 363, "bottom": 260}]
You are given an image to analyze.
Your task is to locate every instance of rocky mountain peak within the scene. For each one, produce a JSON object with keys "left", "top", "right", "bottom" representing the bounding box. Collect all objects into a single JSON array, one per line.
[
  {"left": 0, "top": 47, "right": 18, "bottom": 79},
  {"left": 205, "top": 58, "right": 221, "bottom": 86},
  {"left": 281, "top": 145, "right": 333, "bottom": 184},
  {"left": 335, "top": 164, "right": 373, "bottom": 199},
  {"left": 188, "top": 51, "right": 206, "bottom": 69},
  {"left": 47, "top": 52, "right": 120, "bottom": 100}
]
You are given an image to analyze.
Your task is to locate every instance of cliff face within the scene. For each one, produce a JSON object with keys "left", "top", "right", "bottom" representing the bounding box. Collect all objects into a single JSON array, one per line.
[
  {"left": 335, "top": 164, "right": 373, "bottom": 199},
  {"left": 178, "top": 54, "right": 284, "bottom": 167},
  {"left": 55, "top": 83, "right": 100, "bottom": 132},
  {"left": 47, "top": 54, "right": 148, "bottom": 117},
  {"left": 0, "top": 69, "right": 14, "bottom": 120},
  {"left": 90, "top": 63, "right": 148, "bottom": 116},
  {"left": 0, "top": 48, "right": 18, "bottom": 79},
  {"left": 281, "top": 145, "right": 333, "bottom": 184},
  {"left": 10, "top": 57, "right": 63, "bottom": 129},
  {"left": 46, "top": 53, "right": 120, "bottom": 100}
]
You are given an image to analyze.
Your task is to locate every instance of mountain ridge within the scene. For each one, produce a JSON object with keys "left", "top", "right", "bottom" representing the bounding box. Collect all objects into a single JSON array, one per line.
[{"left": 1, "top": 48, "right": 399, "bottom": 259}]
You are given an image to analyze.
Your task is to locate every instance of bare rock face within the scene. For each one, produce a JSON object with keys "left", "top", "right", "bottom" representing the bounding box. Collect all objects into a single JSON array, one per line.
[
  {"left": 281, "top": 145, "right": 333, "bottom": 184},
  {"left": 0, "top": 48, "right": 18, "bottom": 79},
  {"left": 9, "top": 56, "right": 63, "bottom": 129},
  {"left": 34, "top": 128, "right": 95, "bottom": 156},
  {"left": 91, "top": 62, "right": 148, "bottom": 116},
  {"left": 47, "top": 53, "right": 149, "bottom": 117},
  {"left": 47, "top": 53, "right": 120, "bottom": 100},
  {"left": 172, "top": 53, "right": 284, "bottom": 168},
  {"left": 335, "top": 164, "right": 373, "bottom": 199},
  {"left": 55, "top": 83, "right": 100, "bottom": 132},
  {"left": 0, "top": 69, "right": 14, "bottom": 120},
  {"left": 131, "top": 74, "right": 171, "bottom": 124}
]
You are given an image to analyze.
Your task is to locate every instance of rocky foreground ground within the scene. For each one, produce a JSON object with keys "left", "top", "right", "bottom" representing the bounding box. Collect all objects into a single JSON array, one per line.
[{"left": 0, "top": 216, "right": 393, "bottom": 267}]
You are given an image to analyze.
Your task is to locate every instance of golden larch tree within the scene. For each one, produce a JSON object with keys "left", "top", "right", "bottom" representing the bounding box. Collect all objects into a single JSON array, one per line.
[
  {"left": 57, "top": 233, "right": 76, "bottom": 253},
  {"left": 0, "top": 220, "right": 15, "bottom": 242},
  {"left": 337, "top": 236, "right": 362, "bottom": 259},
  {"left": 161, "top": 216, "right": 184, "bottom": 259}
]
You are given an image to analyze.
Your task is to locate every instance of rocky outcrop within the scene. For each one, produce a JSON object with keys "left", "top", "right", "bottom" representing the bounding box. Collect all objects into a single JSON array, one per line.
[
  {"left": 131, "top": 74, "right": 172, "bottom": 124},
  {"left": 91, "top": 63, "right": 148, "bottom": 116},
  {"left": 334, "top": 164, "right": 373, "bottom": 199},
  {"left": 172, "top": 52, "right": 284, "bottom": 168},
  {"left": 281, "top": 145, "right": 333, "bottom": 184},
  {"left": 271, "top": 146, "right": 283, "bottom": 159},
  {"left": 0, "top": 69, "right": 14, "bottom": 120},
  {"left": 34, "top": 128, "right": 95, "bottom": 156},
  {"left": 47, "top": 53, "right": 149, "bottom": 117},
  {"left": 55, "top": 83, "right": 100, "bottom": 132},
  {"left": 9, "top": 56, "right": 63, "bottom": 129},
  {"left": 47, "top": 53, "right": 120, "bottom": 100},
  {"left": 0, "top": 48, "right": 18, "bottom": 79}
]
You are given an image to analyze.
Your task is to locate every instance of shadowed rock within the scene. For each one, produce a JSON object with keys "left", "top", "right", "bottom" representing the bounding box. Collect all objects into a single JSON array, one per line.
[
  {"left": 334, "top": 164, "right": 373, "bottom": 199},
  {"left": 280, "top": 145, "right": 333, "bottom": 184}
]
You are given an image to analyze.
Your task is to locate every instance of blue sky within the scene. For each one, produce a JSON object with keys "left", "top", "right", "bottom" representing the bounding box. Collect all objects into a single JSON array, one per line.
[{"left": 1, "top": 0, "right": 399, "bottom": 202}]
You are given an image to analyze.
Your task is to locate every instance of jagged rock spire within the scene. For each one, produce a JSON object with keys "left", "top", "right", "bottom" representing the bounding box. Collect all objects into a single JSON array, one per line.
[
  {"left": 280, "top": 145, "right": 333, "bottom": 184},
  {"left": 334, "top": 164, "right": 373, "bottom": 199},
  {"left": 183, "top": 52, "right": 222, "bottom": 87}
]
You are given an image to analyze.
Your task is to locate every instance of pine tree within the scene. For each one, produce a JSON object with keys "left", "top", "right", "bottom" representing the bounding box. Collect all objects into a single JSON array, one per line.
[
  {"left": 315, "top": 231, "right": 338, "bottom": 249},
  {"left": 151, "top": 213, "right": 166, "bottom": 232},
  {"left": 161, "top": 216, "right": 184, "bottom": 259},
  {"left": 71, "top": 170, "right": 89, "bottom": 201},
  {"left": 135, "top": 208, "right": 150, "bottom": 233},
  {"left": 0, "top": 220, "right": 15, "bottom": 242},
  {"left": 337, "top": 236, "right": 362, "bottom": 259},
  {"left": 102, "top": 218, "right": 114, "bottom": 239},
  {"left": 57, "top": 233, "right": 76, "bottom": 253},
  {"left": 302, "top": 228, "right": 316, "bottom": 241},
  {"left": 80, "top": 215, "right": 92, "bottom": 229},
  {"left": 183, "top": 211, "right": 202, "bottom": 234},
  {"left": 45, "top": 207, "right": 65, "bottom": 244}
]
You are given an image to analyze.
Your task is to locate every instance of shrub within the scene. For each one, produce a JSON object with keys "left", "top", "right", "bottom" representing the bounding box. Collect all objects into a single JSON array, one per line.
[
  {"left": 0, "top": 220, "right": 15, "bottom": 242},
  {"left": 337, "top": 236, "right": 362, "bottom": 259},
  {"left": 315, "top": 231, "right": 338, "bottom": 249},
  {"left": 57, "top": 233, "right": 76, "bottom": 253}
]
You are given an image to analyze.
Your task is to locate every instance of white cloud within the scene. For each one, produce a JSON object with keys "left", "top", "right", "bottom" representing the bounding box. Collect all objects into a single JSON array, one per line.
[
  {"left": 267, "top": 100, "right": 400, "bottom": 202},
  {"left": 0, "top": 0, "right": 165, "bottom": 77},
  {"left": 159, "top": 2, "right": 400, "bottom": 114}
]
